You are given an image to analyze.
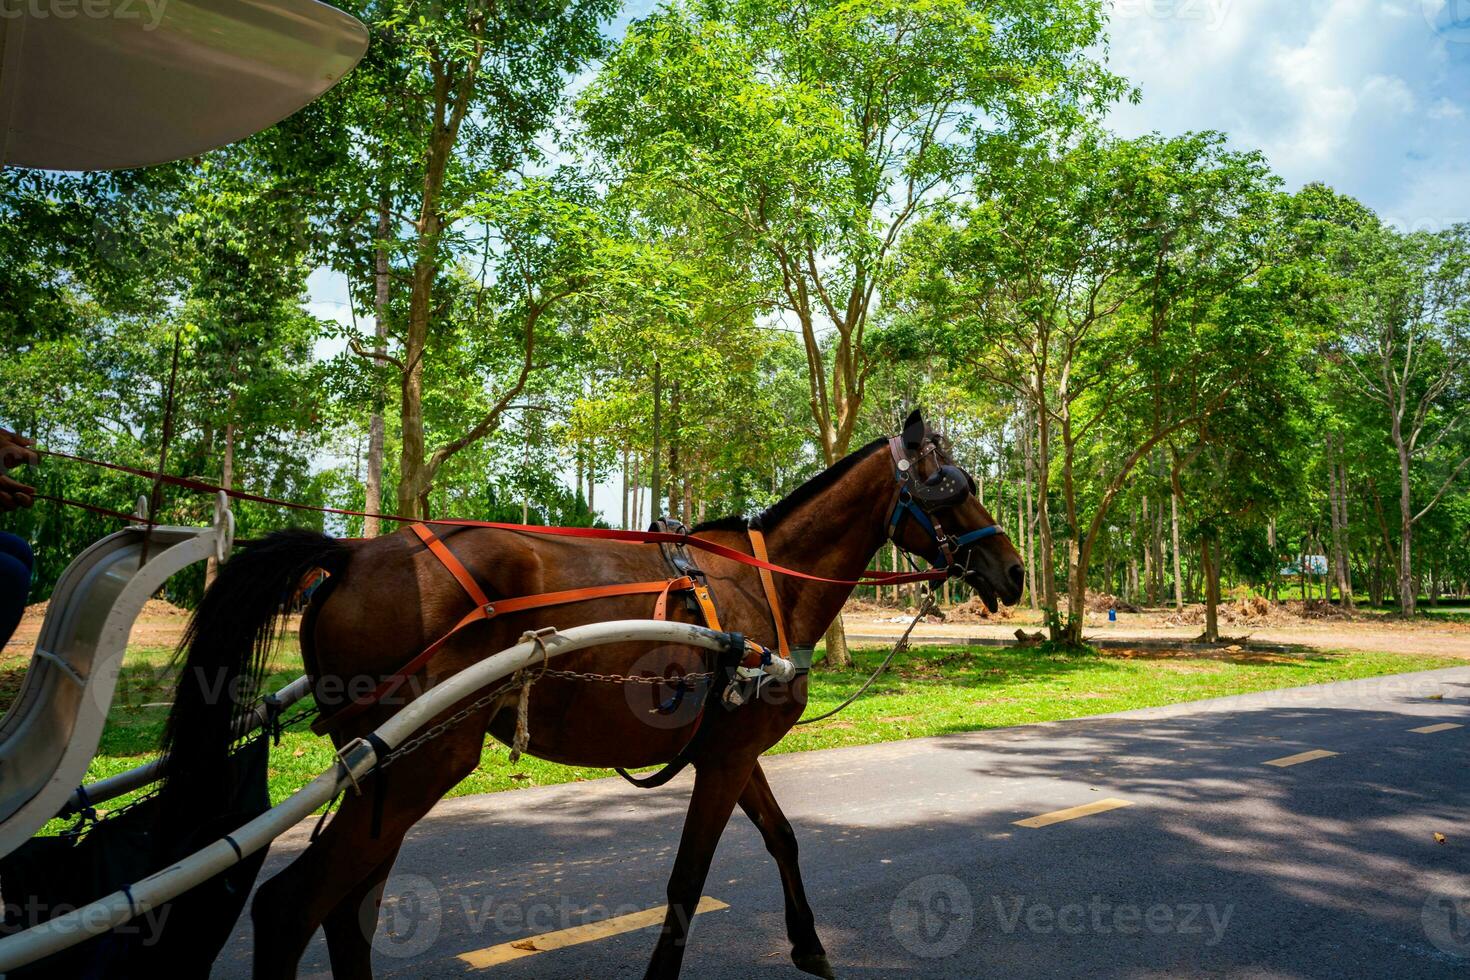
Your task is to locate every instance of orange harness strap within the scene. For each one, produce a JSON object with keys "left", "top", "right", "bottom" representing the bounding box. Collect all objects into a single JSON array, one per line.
[
  {"left": 410, "top": 523, "right": 490, "bottom": 606},
  {"left": 689, "top": 583, "right": 722, "bottom": 632},
  {"left": 747, "top": 528, "right": 790, "bottom": 660},
  {"left": 313, "top": 524, "right": 709, "bottom": 735}
]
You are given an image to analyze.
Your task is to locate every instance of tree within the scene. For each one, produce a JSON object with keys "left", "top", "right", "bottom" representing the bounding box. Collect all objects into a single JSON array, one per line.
[
  {"left": 1168, "top": 296, "right": 1315, "bottom": 641},
  {"left": 582, "top": 0, "right": 1122, "bottom": 661},
  {"left": 291, "top": 0, "right": 617, "bottom": 519},
  {"left": 898, "top": 130, "right": 1288, "bottom": 642},
  {"left": 1314, "top": 201, "right": 1470, "bottom": 616},
  {"left": 173, "top": 151, "right": 327, "bottom": 581},
  {"left": 0, "top": 166, "right": 183, "bottom": 344}
]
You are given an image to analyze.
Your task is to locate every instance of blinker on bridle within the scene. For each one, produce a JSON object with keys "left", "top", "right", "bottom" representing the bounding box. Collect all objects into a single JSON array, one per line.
[{"left": 886, "top": 432, "right": 1005, "bottom": 574}]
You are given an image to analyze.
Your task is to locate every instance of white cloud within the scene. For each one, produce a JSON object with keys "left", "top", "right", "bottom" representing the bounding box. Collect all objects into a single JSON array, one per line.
[
  {"left": 1104, "top": 0, "right": 1470, "bottom": 226},
  {"left": 1428, "top": 96, "right": 1465, "bottom": 118}
]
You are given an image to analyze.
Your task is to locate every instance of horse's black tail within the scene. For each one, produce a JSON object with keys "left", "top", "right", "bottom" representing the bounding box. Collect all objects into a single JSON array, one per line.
[{"left": 158, "top": 529, "right": 351, "bottom": 833}]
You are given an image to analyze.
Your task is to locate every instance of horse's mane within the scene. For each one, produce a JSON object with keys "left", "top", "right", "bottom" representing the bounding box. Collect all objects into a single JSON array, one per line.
[{"left": 690, "top": 437, "right": 888, "bottom": 534}]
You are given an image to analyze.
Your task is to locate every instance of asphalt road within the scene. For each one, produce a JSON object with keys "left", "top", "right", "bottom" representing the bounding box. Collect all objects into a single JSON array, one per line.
[{"left": 218, "top": 666, "right": 1470, "bottom": 979}]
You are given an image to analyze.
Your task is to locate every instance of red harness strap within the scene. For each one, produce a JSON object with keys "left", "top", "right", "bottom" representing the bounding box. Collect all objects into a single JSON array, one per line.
[{"left": 313, "top": 524, "right": 710, "bottom": 735}]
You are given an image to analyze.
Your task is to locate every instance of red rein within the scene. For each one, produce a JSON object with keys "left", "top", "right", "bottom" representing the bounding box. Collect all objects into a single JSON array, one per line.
[{"left": 35, "top": 447, "right": 947, "bottom": 588}]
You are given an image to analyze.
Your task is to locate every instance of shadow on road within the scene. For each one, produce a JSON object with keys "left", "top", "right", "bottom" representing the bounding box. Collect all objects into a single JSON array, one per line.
[{"left": 220, "top": 674, "right": 1470, "bottom": 979}]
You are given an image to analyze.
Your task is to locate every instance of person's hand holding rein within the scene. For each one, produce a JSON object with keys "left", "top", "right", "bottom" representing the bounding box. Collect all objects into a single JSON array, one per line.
[{"left": 0, "top": 429, "right": 39, "bottom": 512}]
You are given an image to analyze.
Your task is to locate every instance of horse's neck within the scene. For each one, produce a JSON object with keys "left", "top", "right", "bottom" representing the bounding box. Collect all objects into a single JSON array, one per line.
[{"left": 760, "top": 451, "right": 894, "bottom": 648}]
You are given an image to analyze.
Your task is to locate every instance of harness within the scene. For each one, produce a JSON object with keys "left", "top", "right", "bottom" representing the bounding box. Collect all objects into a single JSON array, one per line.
[
  {"left": 313, "top": 523, "right": 732, "bottom": 736},
  {"left": 885, "top": 435, "right": 1006, "bottom": 573}
]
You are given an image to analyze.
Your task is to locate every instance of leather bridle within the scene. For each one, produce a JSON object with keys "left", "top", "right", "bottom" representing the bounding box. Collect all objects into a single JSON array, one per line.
[{"left": 885, "top": 432, "right": 1006, "bottom": 576}]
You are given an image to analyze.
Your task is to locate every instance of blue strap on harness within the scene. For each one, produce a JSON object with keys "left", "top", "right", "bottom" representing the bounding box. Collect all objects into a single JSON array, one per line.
[{"left": 952, "top": 524, "right": 1003, "bottom": 548}]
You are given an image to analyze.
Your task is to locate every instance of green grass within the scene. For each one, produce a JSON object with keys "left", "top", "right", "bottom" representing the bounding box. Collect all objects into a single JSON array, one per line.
[
  {"left": 38, "top": 640, "right": 1462, "bottom": 833},
  {"left": 1417, "top": 606, "right": 1470, "bottom": 623}
]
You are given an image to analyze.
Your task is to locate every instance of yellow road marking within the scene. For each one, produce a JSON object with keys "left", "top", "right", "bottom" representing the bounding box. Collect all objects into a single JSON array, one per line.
[
  {"left": 1263, "top": 749, "right": 1338, "bottom": 768},
  {"left": 458, "top": 896, "right": 729, "bottom": 969},
  {"left": 1409, "top": 723, "right": 1463, "bottom": 734},
  {"left": 1013, "top": 798, "right": 1133, "bottom": 828}
]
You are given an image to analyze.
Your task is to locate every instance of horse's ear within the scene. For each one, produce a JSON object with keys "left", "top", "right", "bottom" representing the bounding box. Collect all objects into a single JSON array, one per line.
[{"left": 902, "top": 408, "right": 925, "bottom": 450}]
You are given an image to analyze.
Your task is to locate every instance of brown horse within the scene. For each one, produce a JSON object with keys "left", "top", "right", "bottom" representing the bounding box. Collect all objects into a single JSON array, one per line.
[{"left": 159, "top": 408, "right": 1024, "bottom": 979}]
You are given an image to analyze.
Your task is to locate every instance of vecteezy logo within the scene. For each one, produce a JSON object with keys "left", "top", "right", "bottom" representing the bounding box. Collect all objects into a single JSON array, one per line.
[
  {"left": 621, "top": 646, "right": 711, "bottom": 731},
  {"left": 373, "top": 873, "right": 442, "bottom": 959},
  {"left": 1423, "top": 889, "right": 1470, "bottom": 957},
  {"left": 1424, "top": 0, "right": 1470, "bottom": 43},
  {"left": 890, "top": 874, "right": 974, "bottom": 958}
]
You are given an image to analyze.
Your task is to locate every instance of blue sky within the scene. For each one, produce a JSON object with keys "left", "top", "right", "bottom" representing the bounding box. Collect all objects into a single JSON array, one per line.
[{"left": 306, "top": 0, "right": 1470, "bottom": 521}]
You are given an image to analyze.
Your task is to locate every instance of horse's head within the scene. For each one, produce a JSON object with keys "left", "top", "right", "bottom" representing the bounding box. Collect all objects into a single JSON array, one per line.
[{"left": 886, "top": 408, "right": 1026, "bottom": 612}]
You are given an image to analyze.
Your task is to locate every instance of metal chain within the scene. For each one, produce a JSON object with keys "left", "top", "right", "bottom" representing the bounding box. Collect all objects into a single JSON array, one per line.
[
  {"left": 375, "top": 677, "right": 522, "bottom": 769},
  {"left": 60, "top": 784, "right": 163, "bottom": 840},
  {"left": 276, "top": 705, "right": 320, "bottom": 731},
  {"left": 537, "top": 668, "right": 717, "bottom": 686},
  {"left": 373, "top": 662, "right": 721, "bottom": 769}
]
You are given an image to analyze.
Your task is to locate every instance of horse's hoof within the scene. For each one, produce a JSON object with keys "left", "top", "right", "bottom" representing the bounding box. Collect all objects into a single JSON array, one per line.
[{"left": 793, "top": 952, "right": 836, "bottom": 979}]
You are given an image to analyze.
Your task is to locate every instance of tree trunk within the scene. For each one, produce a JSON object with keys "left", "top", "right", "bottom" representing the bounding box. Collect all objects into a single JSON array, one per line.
[
  {"left": 1170, "top": 487, "right": 1183, "bottom": 609},
  {"left": 575, "top": 447, "right": 584, "bottom": 507},
  {"left": 891, "top": 542, "right": 899, "bottom": 605},
  {"left": 1327, "top": 434, "right": 1353, "bottom": 609},
  {"left": 1063, "top": 531, "right": 1096, "bottom": 646},
  {"left": 1299, "top": 534, "right": 1308, "bottom": 601},
  {"left": 1152, "top": 496, "right": 1165, "bottom": 604},
  {"left": 621, "top": 445, "right": 630, "bottom": 530},
  {"left": 1065, "top": 536, "right": 1085, "bottom": 644},
  {"left": 1141, "top": 496, "right": 1154, "bottom": 607},
  {"left": 667, "top": 382, "right": 680, "bottom": 519},
  {"left": 824, "top": 620, "right": 853, "bottom": 668},
  {"left": 631, "top": 452, "right": 642, "bottom": 529},
  {"left": 1394, "top": 427, "right": 1416, "bottom": 617},
  {"left": 1336, "top": 457, "right": 1354, "bottom": 606},
  {"left": 363, "top": 189, "right": 392, "bottom": 535},
  {"left": 1267, "top": 516, "right": 1278, "bottom": 602},
  {"left": 396, "top": 191, "right": 443, "bottom": 519},
  {"left": 1034, "top": 382, "right": 1057, "bottom": 622},
  {"left": 587, "top": 446, "right": 596, "bottom": 514},
  {"left": 1023, "top": 404, "right": 1038, "bottom": 610},
  {"left": 1201, "top": 535, "right": 1220, "bottom": 643},
  {"left": 1059, "top": 415, "right": 1084, "bottom": 645}
]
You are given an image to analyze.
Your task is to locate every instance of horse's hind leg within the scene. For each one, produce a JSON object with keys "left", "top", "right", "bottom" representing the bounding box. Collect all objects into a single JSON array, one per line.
[
  {"left": 644, "top": 757, "right": 757, "bottom": 980},
  {"left": 738, "top": 762, "right": 834, "bottom": 979},
  {"left": 252, "top": 722, "right": 487, "bottom": 979},
  {"left": 251, "top": 790, "right": 409, "bottom": 979},
  {"left": 321, "top": 845, "right": 402, "bottom": 978}
]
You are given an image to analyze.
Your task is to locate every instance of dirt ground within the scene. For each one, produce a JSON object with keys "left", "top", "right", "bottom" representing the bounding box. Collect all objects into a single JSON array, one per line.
[
  {"left": 8, "top": 596, "right": 1470, "bottom": 665},
  {"left": 846, "top": 598, "right": 1470, "bottom": 659},
  {"left": 2, "top": 598, "right": 195, "bottom": 663}
]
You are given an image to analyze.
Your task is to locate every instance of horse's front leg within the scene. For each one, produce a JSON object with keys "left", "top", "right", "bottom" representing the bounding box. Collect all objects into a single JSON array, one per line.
[
  {"left": 738, "top": 761, "right": 834, "bottom": 979},
  {"left": 645, "top": 757, "right": 757, "bottom": 980}
]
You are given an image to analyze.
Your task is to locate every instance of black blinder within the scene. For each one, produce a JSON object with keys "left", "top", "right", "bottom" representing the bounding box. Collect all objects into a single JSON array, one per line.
[{"left": 912, "top": 464, "right": 970, "bottom": 509}]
